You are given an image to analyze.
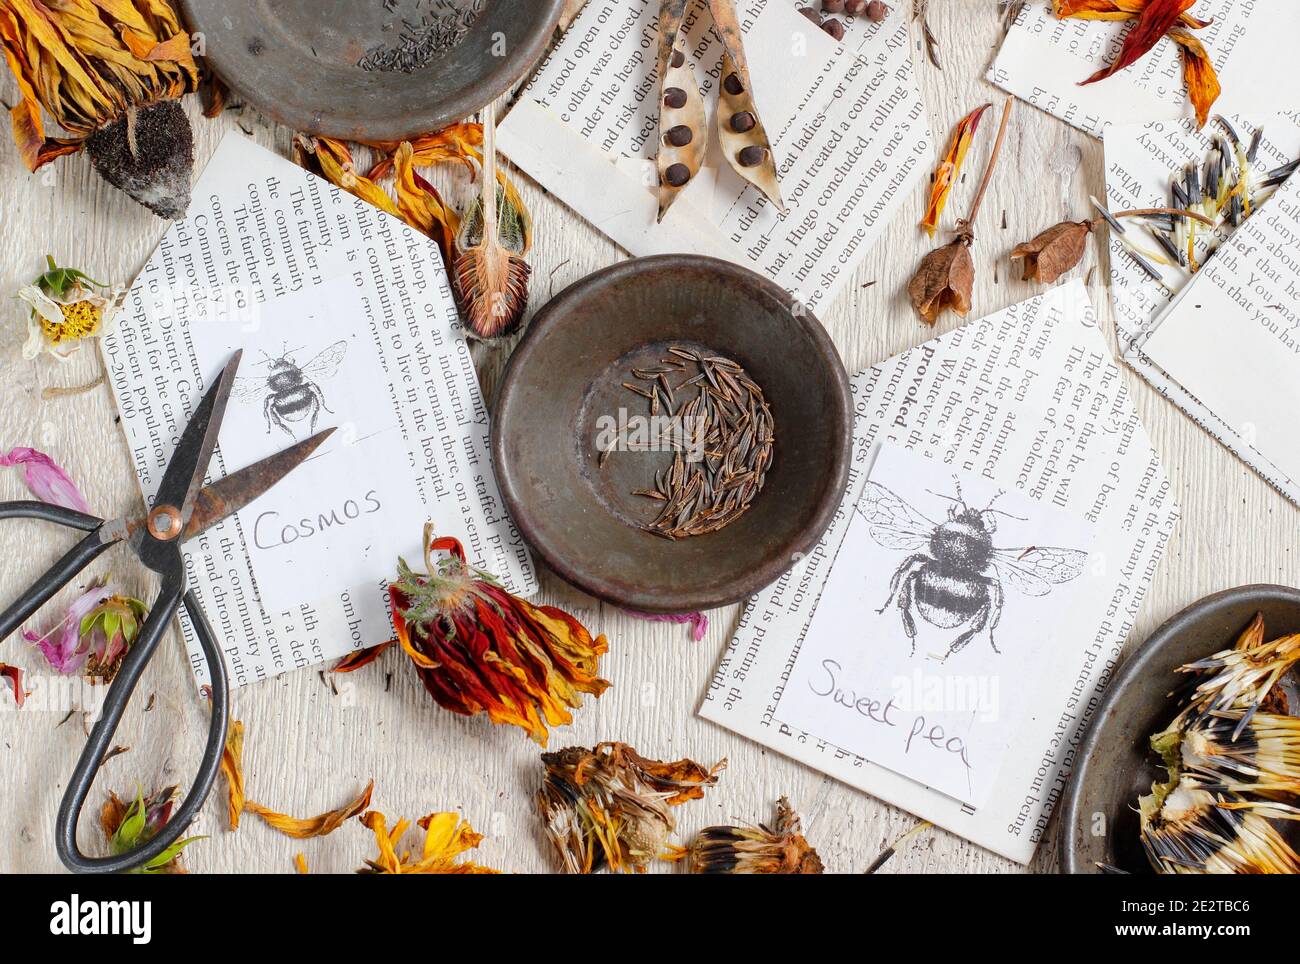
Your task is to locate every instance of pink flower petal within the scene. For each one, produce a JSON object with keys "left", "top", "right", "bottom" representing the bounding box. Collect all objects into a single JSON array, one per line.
[
  {"left": 23, "top": 579, "right": 113, "bottom": 675},
  {"left": 622, "top": 608, "right": 709, "bottom": 642},
  {"left": 0, "top": 446, "right": 90, "bottom": 513}
]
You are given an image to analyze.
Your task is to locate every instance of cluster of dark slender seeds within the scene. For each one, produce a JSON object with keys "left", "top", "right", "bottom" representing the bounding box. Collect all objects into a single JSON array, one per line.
[{"left": 612, "top": 346, "right": 773, "bottom": 540}]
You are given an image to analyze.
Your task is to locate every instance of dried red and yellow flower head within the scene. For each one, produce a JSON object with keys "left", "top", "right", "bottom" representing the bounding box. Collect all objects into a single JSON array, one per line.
[
  {"left": 391, "top": 525, "right": 609, "bottom": 746},
  {"left": 0, "top": 0, "right": 200, "bottom": 216},
  {"left": 537, "top": 741, "right": 724, "bottom": 874},
  {"left": 681, "top": 796, "right": 823, "bottom": 874}
]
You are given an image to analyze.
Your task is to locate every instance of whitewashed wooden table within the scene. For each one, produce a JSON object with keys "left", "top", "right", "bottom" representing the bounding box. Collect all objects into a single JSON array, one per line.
[{"left": 0, "top": 1, "right": 1291, "bottom": 874}]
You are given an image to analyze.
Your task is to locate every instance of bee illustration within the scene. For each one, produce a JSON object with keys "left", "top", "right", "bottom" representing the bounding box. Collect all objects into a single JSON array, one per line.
[
  {"left": 232, "top": 341, "right": 348, "bottom": 438},
  {"left": 862, "top": 478, "right": 1088, "bottom": 660}
]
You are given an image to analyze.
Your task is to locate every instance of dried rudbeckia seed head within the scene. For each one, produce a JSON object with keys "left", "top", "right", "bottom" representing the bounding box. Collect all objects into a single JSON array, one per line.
[
  {"left": 686, "top": 797, "right": 823, "bottom": 874},
  {"left": 391, "top": 524, "right": 609, "bottom": 746},
  {"left": 1009, "top": 219, "right": 1094, "bottom": 284},
  {"left": 537, "top": 741, "right": 724, "bottom": 873},
  {"left": 908, "top": 234, "right": 974, "bottom": 324},
  {"left": 0, "top": 0, "right": 200, "bottom": 216}
]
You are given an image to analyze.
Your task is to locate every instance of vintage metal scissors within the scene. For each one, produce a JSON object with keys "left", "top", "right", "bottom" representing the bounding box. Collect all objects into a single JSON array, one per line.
[{"left": 0, "top": 351, "right": 333, "bottom": 873}]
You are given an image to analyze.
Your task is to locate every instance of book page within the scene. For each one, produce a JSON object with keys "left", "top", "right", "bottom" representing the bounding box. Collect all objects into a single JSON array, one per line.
[
  {"left": 1141, "top": 168, "right": 1300, "bottom": 491},
  {"left": 698, "top": 282, "right": 1179, "bottom": 864},
  {"left": 1104, "top": 112, "right": 1300, "bottom": 502},
  {"left": 101, "top": 133, "right": 537, "bottom": 687},
  {"left": 498, "top": 0, "right": 932, "bottom": 312},
  {"left": 989, "top": 1, "right": 1298, "bottom": 138}
]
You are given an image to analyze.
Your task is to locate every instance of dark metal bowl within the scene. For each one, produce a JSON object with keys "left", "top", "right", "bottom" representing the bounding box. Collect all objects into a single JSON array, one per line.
[
  {"left": 492, "top": 255, "right": 853, "bottom": 613},
  {"left": 1060, "top": 584, "right": 1300, "bottom": 873},
  {"left": 181, "top": 0, "right": 564, "bottom": 140}
]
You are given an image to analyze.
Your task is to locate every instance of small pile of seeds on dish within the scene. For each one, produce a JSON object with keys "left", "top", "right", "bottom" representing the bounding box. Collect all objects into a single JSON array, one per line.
[
  {"left": 614, "top": 346, "right": 774, "bottom": 540},
  {"left": 357, "top": 0, "right": 483, "bottom": 73}
]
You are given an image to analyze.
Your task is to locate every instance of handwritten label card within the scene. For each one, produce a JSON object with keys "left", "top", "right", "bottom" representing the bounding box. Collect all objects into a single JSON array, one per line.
[
  {"left": 102, "top": 133, "right": 536, "bottom": 687},
  {"left": 778, "top": 443, "right": 1096, "bottom": 807}
]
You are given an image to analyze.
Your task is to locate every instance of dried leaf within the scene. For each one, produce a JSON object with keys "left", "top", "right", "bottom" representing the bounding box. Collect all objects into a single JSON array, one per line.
[
  {"left": 245, "top": 781, "right": 374, "bottom": 839},
  {"left": 1077, "top": 0, "right": 1194, "bottom": 86},
  {"left": 920, "top": 104, "right": 990, "bottom": 236},
  {"left": 452, "top": 103, "right": 532, "bottom": 338},
  {"left": 1170, "top": 28, "right": 1220, "bottom": 128},
  {"left": 1010, "top": 219, "right": 1094, "bottom": 283},
  {"left": 908, "top": 237, "right": 974, "bottom": 324}
]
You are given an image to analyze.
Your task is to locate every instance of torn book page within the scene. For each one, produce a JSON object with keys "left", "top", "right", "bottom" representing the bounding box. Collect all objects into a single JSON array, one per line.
[
  {"left": 699, "top": 282, "right": 1179, "bottom": 864},
  {"left": 498, "top": 0, "right": 932, "bottom": 313},
  {"left": 101, "top": 132, "right": 537, "bottom": 688}
]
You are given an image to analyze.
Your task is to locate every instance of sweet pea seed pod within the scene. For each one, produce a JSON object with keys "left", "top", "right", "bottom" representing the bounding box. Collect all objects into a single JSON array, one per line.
[
  {"left": 656, "top": 0, "right": 707, "bottom": 221},
  {"left": 710, "top": 0, "right": 786, "bottom": 212}
]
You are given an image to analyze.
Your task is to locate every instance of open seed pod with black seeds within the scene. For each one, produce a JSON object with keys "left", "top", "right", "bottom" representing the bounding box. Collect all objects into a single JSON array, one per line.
[
  {"left": 710, "top": 0, "right": 784, "bottom": 211},
  {"left": 655, "top": 0, "right": 708, "bottom": 220},
  {"left": 654, "top": 0, "right": 785, "bottom": 220}
]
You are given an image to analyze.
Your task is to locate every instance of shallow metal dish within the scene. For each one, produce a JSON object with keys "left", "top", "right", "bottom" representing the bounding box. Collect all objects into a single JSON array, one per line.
[
  {"left": 181, "top": 0, "right": 564, "bottom": 140},
  {"left": 1059, "top": 584, "right": 1300, "bottom": 873},
  {"left": 492, "top": 255, "right": 853, "bottom": 613}
]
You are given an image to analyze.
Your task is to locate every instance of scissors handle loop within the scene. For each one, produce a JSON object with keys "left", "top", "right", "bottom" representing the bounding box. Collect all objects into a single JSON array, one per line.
[{"left": 55, "top": 574, "right": 229, "bottom": 874}]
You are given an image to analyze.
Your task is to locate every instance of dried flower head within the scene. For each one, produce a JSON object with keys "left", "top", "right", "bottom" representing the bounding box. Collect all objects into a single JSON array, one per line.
[
  {"left": 100, "top": 786, "right": 200, "bottom": 874},
  {"left": 537, "top": 741, "right": 724, "bottom": 873},
  {"left": 0, "top": 0, "right": 200, "bottom": 216},
  {"left": 15, "top": 257, "right": 124, "bottom": 361},
  {"left": 683, "top": 797, "right": 823, "bottom": 874},
  {"left": 908, "top": 233, "right": 974, "bottom": 324},
  {"left": 391, "top": 525, "right": 608, "bottom": 746},
  {"left": 1138, "top": 614, "right": 1300, "bottom": 874},
  {"left": 358, "top": 810, "right": 500, "bottom": 874},
  {"left": 1010, "top": 219, "right": 1094, "bottom": 284},
  {"left": 21, "top": 576, "right": 145, "bottom": 679}
]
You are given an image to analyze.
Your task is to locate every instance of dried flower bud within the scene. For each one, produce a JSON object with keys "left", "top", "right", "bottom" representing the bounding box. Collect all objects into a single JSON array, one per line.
[
  {"left": 537, "top": 742, "right": 724, "bottom": 873},
  {"left": 1009, "top": 219, "right": 1094, "bottom": 284},
  {"left": 685, "top": 797, "right": 823, "bottom": 874},
  {"left": 908, "top": 234, "right": 974, "bottom": 325},
  {"left": 100, "top": 787, "right": 197, "bottom": 875}
]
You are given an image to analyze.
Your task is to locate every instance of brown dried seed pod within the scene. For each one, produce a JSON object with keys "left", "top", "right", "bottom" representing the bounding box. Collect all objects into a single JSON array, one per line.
[
  {"left": 656, "top": 0, "right": 707, "bottom": 222},
  {"left": 710, "top": 0, "right": 786, "bottom": 212}
]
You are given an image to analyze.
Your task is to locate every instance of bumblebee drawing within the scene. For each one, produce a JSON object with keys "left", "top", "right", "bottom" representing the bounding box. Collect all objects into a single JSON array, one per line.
[
  {"left": 861, "top": 479, "right": 1088, "bottom": 660},
  {"left": 232, "top": 341, "right": 348, "bottom": 438}
]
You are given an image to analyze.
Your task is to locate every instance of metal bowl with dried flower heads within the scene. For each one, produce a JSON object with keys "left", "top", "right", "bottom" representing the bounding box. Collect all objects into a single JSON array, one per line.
[
  {"left": 1060, "top": 585, "right": 1300, "bottom": 874},
  {"left": 492, "top": 255, "right": 852, "bottom": 613},
  {"left": 180, "top": 0, "right": 564, "bottom": 140}
]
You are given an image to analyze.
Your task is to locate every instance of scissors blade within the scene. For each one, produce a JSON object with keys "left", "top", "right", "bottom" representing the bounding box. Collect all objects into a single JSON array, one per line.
[
  {"left": 154, "top": 351, "right": 242, "bottom": 525},
  {"left": 182, "top": 428, "right": 335, "bottom": 541}
]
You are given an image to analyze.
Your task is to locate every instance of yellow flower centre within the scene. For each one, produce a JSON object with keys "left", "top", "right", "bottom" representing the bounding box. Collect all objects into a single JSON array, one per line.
[{"left": 41, "top": 300, "right": 102, "bottom": 344}]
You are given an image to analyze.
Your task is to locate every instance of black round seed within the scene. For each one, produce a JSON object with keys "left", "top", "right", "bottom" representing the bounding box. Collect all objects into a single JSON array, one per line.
[
  {"left": 664, "top": 87, "right": 687, "bottom": 109},
  {"left": 822, "top": 17, "right": 845, "bottom": 40},
  {"left": 730, "top": 111, "right": 756, "bottom": 133},
  {"left": 671, "top": 49, "right": 685, "bottom": 68},
  {"left": 798, "top": 7, "right": 821, "bottom": 24},
  {"left": 665, "top": 125, "right": 694, "bottom": 147},
  {"left": 664, "top": 163, "right": 691, "bottom": 186},
  {"left": 823, "top": 0, "right": 846, "bottom": 13},
  {"left": 723, "top": 72, "right": 744, "bottom": 96},
  {"left": 738, "top": 146, "right": 766, "bottom": 168}
]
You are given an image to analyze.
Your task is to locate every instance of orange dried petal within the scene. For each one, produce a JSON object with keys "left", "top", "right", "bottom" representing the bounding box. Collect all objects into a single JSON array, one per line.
[
  {"left": 220, "top": 719, "right": 246, "bottom": 830},
  {"left": 1078, "top": 0, "right": 1195, "bottom": 85},
  {"left": 245, "top": 780, "right": 374, "bottom": 839},
  {"left": 1170, "top": 28, "right": 1220, "bottom": 128},
  {"left": 920, "top": 104, "right": 990, "bottom": 237}
]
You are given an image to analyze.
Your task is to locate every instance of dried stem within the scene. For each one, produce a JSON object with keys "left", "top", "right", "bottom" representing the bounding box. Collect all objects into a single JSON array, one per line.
[
  {"left": 41, "top": 373, "right": 105, "bottom": 400},
  {"left": 1114, "top": 206, "right": 1216, "bottom": 227},
  {"left": 480, "top": 100, "right": 498, "bottom": 250},
  {"left": 961, "top": 98, "right": 1013, "bottom": 234}
]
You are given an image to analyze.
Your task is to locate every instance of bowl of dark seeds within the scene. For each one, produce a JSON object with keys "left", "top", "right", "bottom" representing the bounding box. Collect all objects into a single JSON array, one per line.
[
  {"left": 181, "top": 0, "right": 565, "bottom": 140},
  {"left": 492, "top": 255, "right": 852, "bottom": 612}
]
